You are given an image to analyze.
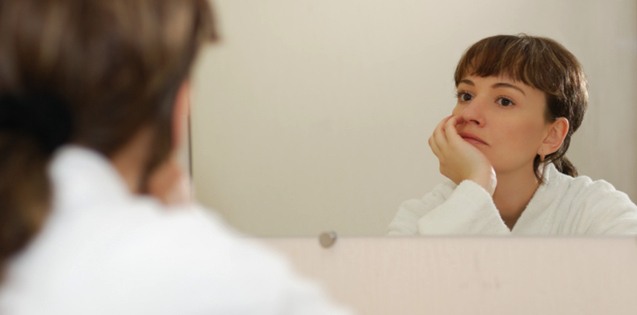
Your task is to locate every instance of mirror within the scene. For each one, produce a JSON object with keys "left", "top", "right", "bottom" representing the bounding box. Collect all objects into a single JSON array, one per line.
[{"left": 190, "top": 0, "right": 637, "bottom": 236}]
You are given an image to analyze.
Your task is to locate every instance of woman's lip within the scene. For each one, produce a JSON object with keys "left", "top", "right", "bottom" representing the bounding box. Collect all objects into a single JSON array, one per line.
[{"left": 459, "top": 132, "right": 488, "bottom": 145}]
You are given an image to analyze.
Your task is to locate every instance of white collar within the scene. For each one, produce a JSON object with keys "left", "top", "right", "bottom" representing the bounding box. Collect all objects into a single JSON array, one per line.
[
  {"left": 49, "top": 145, "right": 133, "bottom": 212},
  {"left": 540, "top": 162, "right": 569, "bottom": 186},
  {"left": 512, "top": 163, "right": 568, "bottom": 231}
]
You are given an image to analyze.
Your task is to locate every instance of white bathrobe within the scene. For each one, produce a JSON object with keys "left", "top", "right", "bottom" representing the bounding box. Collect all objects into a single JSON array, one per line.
[
  {"left": 0, "top": 146, "right": 352, "bottom": 315},
  {"left": 387, "top": 164, "right": 637, "bottom": 235}
]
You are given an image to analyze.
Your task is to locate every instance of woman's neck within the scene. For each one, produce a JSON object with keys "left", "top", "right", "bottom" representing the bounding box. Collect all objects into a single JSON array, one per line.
[
  {"left": 110, "top": 126, "right": 154, "bottom": 195},
  {"left": 492, "top": 164, "right": 540, "bottom": 230}
]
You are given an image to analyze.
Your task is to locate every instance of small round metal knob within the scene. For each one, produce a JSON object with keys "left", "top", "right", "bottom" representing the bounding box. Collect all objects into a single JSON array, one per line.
[{"left": 319, "top": 231, "right": 337, "bottom": 248}]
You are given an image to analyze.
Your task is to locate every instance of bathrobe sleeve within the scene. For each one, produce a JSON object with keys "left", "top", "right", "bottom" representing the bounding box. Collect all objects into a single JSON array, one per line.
[{"left": 387, "top": 180, "right": 510, "bottom": 235}]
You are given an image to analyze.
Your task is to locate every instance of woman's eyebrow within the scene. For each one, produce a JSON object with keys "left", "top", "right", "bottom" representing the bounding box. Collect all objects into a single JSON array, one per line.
[
  {"left": 492, "top": 82, "right": 526, "bottom": 95},
  {"left": 459, "top": 79, "right": 474, "bottom": 86}
]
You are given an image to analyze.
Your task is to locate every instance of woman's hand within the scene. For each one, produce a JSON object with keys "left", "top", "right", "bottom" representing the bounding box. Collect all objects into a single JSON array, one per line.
[
  {"left": 147, "top": 157, "right": 192, "bottom": 206},
  {"left": 428, "top": 115, "right": 497, "bottom": 195}
]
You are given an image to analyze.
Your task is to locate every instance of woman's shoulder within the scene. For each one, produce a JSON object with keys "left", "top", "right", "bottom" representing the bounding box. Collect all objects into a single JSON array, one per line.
[
  {"left": 546, "top": 164, "right": 627, "bottom": 199},
  {"left": 544, "top": 167, "right": 637, "bottom": 220},
  {"left": 1, "top": 200, "right": 312, "bottom": 314},
  {"left": 112, "top": 202, "right": 352, "bottom": 314},
  {"left": 105, "top": 201, "right": 289, "bottom": 274}
]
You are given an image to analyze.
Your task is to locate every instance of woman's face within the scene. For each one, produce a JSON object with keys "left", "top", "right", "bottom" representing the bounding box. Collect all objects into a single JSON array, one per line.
[{"left": 452, "top": 75, "right": 552, "bottom": 175}]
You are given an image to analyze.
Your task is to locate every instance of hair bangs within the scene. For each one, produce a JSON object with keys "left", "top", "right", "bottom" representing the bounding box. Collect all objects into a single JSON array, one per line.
[{"left": 454, "top": 36, "right": 537, "bottom": 88}]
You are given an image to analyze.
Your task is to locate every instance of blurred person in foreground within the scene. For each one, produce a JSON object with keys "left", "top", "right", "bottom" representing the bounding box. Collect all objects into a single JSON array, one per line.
[{"left": 0, "top": 0, "right": 352, "bottom": 314}]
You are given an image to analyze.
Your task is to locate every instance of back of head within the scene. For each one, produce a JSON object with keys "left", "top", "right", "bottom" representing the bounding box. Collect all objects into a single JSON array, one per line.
[
  {"left": 454, "top": 34, "right": 588, "bottom": 182},
  {"left": 0, "top": 0, "right": 216, "bottom": 275}
]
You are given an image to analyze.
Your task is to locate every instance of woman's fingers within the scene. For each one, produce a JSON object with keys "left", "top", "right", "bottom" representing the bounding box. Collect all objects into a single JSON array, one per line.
[
  {"left": 443, "top": 115, "right": 466, "bottom": 146},
  {"left": 428, "top": 115, "right": 496, "bottom": 193},
  {"left": 444, "top": 115, "right": 461, "bottom": 137},
  {"left": 432, "top": 115, "right": 452, "bottom": 151},
  {"left": 428, "top": 135, "right": 441, "bottom": 157}
]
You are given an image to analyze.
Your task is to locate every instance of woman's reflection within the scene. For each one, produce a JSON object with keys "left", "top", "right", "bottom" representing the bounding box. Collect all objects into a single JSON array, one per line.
[{"left": 387, "top": 34, "right": 637, "bottom": 235}]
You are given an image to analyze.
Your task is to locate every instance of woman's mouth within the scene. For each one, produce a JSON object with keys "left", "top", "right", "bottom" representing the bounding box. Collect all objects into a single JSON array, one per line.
[{"left": 459, "top": 132, "right": 488, "bottom": 146}]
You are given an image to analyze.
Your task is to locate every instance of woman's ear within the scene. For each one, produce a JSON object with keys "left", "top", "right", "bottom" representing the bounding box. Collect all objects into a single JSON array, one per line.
[
  {"left": 539, "top": 117, "right": 569, "bottom": 156},
  {"left": 172, "top": 80, "right": 191, "bottom": 150}
]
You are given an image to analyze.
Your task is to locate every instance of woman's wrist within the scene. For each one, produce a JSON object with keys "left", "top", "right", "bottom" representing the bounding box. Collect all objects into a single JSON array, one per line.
[{"left": 469, "top": 167, "right": 497, "bottom": 196}]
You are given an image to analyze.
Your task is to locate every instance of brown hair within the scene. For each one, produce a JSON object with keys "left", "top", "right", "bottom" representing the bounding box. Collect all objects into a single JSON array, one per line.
[
  {"left": 454, "top": 34, "right": 588, "bottom": 183},
  {"left": 0, "top": 0, "right": 216, "bottom": 275}
]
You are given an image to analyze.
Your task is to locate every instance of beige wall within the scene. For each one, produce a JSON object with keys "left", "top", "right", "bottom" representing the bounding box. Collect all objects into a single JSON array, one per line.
[{"left": 191, "top": 0, "right": 637, "bottom": 236}]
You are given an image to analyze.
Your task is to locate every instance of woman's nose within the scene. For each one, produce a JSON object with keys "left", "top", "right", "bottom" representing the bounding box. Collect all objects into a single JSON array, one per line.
[{"left": 460, "top": 98, "right": 485, "bottom": 126}]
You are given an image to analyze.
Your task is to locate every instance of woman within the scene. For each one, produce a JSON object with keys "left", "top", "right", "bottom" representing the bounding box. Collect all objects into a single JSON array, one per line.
[
  {"left": 387, "top": 34, "right": 637, "bottom": 235},
  {"left": 0, "top": 0, "right": 351, "bottom": 314}
]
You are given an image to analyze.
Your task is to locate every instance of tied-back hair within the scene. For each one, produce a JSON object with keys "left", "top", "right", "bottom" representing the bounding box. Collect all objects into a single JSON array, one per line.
[
  {"left": 0, "top": 0, "right": 217, "bottom": 277},
  {"left": 454, "top": 34, "right": 588, "bottom": 183}
]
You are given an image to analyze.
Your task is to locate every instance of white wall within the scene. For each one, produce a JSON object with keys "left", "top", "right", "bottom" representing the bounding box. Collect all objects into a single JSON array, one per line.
[{"left": 191, "top": 0, "right": 637, "bottom": 236}]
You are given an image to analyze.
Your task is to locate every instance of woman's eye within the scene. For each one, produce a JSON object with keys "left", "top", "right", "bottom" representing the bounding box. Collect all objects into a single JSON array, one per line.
[
  {"left": 458, "top": 92, "right": 473, "bottom": 102},
  {"left": 496, "top": 97, "right": 514, "bottom": 106}
]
